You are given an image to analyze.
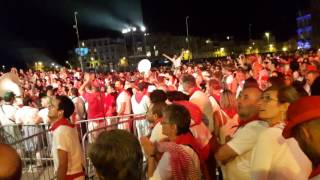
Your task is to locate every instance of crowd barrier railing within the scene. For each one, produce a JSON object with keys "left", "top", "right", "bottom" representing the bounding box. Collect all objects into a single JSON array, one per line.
[{"left": 0, "top": 114, "right": 148, "bottom": 180}]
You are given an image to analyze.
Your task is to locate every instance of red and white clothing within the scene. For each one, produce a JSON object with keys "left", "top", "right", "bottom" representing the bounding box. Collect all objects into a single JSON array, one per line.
[
  {"left": 131, "top": 93, "right": 150, "bottom": 137},
  {"left": 251, "top": 123, "right": 312, "bottom": 180},
  {"left": 82, "top": 92, "right": 105, "bottom": 120},
  {"left": 51, "top": 118, "right": 85, "bottom": 180},
  {"left": 116, "top": 90, "right": 131, "bottom": 130},
  {"left": 150, "top": 133, "right": 202, "bottom": 180},
  {"left": 223, "top": 120, "right": 268, "bottom": 180},
  {"left": 189, "top": 89, "right": 214, "bottom": 132},
  {"left": 150, "top": 143, "right": 201, "bottom": 180}
]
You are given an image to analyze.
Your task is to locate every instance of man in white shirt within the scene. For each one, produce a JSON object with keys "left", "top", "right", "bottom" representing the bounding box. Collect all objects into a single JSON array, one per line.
[
  {"left": 48, "top": 95, "right": 85, "bottom": 180},
  {"left": 146, "top": 102, "right": 168, "bottom": 143},
  {"left": 0, "top": 91, "right": 21, "bottom": 140},
  {"left": 215, "top": 81, "right": 268, "bottom": 180},
  {"left": 115, "top": 80, "right": 131, "bottom": 130},
  {"left": 283, "top": 96, "right": 320, "bottom": 180},
  {"left": 181, "top": 74, "right": 214, "bottom": 132},
  {"left": 131, "top": 82, "right": 150, "bottom": 138}
]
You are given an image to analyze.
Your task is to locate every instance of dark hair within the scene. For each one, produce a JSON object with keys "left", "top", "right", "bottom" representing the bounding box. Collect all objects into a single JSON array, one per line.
[
  {"left": 71, "top": 88, "right": 79, "bottom": 96},
  {"left": 181, "top": 74, "right": 196, "bottom": 87},
  {"left": 55, "top": 95, "right": 75, "bottom": 118},
  {"left": 89, "top": 130, "right": 143, "bottom": 180},
  {"left": 137, "top": 82, "right": 148, "bottom": 91},
  {"left": 265, "top": 85, "right": 300, "bottom": 104},
  {"left": 150, "top": 90, "right": 167, "bottom": 103},
  {"left": 243, "top": 77, "right": 260, "bottom": 90},
  {"left": 163, "top": 104, "right": 191, "bottom": 135},
  {"left": 116, "top": 79, "right": 125, "bottom": 87},
  {"left": 311, "top": 76, "right": 320, "bottom": 96},
  {"left": 166, "top": 91, "right": 189, "bottom": 102},
  {"left": 22, "top": 96, "right": 33, "bottom": 106},
  {"left": 151, "top": 102, "right": 167, "bottom": 118}
]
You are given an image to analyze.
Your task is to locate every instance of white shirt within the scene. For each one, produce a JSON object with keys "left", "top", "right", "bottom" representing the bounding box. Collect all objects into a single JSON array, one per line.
[
  {"left": 190, "top": 90, "right": 214, "bottom": 132},
  {"left": 150, "top": 122, "right": 167, "bottom": 143},
  {"left": 0, "top": 104, "right": 18, "bottom": 125},
  {"left": 223, "top": 120, "right": 268, "bottom": 180},
  {"left": 52, "top": 125, "right": 85, "bottom": 178},
  {"left": 150, "top": 144, "right": 201, "bottom": 180},
  {"left": 38, "top": 108, "right": 49, "bottom": 124},
  {"left": 116, "top": 91, "right": 131, "bottom": 115},
  {"left": 131, "top": 95, "right": 150, "bottom": 114},
  {"left": 209, "top": 96, "right": 221, "bottom": 113},
  {"left": 15, "top": 106, "right": 39, "bottom": 125},
  {"left": 251, "top": 123, "right": 312, "bottom": 180}
]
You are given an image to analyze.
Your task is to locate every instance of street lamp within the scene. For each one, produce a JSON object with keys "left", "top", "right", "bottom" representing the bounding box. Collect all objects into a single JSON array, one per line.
[
  {"left": 140, "top": 26, "right": 146, "bottom": 32},
  {"left": 265, "top": 32, "right": 270, "bottom": 44},
  {"left": 73, "top": 11, "right": 84, "bottom": 71}
]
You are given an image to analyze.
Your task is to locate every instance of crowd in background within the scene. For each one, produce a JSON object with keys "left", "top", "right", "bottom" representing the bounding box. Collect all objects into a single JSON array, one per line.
[{"left": 1, "top": 51, "right": 320, "bottom": 179}]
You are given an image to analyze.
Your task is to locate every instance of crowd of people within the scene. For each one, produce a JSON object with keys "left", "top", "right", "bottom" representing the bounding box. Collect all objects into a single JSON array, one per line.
[{"left": 1, "top": 51, "right": 320, "bottom": 180}]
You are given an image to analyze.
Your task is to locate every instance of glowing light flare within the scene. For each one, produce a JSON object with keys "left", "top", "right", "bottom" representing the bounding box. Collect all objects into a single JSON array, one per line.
[{"left": 140, "top": 26, "right": 146, "bottom": 32}]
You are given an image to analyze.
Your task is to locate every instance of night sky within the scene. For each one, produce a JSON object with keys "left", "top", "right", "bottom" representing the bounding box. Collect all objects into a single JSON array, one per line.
[{"left": 0, "top": 0, "right": 310, "bottom": 68}]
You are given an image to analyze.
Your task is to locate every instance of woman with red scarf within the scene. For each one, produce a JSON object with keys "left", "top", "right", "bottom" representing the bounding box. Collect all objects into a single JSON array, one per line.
[{"left": 141, "top": 104, "right": 202, "bottom": 180}]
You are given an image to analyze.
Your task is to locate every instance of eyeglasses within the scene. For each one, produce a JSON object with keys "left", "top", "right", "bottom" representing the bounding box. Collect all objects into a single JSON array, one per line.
[{"left": 260, "top": 95, "right": 278, "bottom": 103}]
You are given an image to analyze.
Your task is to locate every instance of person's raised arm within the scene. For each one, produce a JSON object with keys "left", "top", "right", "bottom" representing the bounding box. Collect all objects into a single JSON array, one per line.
[
  {"left": 79, "top": 73, "right": 90, "bottom": 95},
  {"left": 162, "top": 54, "right": 175, "bottom": 63}
]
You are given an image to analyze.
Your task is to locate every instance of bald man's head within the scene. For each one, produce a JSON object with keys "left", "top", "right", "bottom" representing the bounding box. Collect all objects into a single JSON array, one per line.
[{"left": 0, "top": 144, "right": 22, "bottom": 180}]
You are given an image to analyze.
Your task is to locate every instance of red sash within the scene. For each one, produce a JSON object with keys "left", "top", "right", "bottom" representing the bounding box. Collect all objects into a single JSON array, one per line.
[{"left": 65, "top": 171, "right": 85, "bottom": 180}]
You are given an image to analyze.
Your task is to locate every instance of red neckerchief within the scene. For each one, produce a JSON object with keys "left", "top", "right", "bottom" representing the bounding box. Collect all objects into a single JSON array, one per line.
[
  {"left": 176, "top": 132, "right": 203, "bottom": 159},
  {"left": 189, "top": 87, "right": 201, "bottom": 97},
  {"left": 222, "top": 108, "right": 237, "bottom": 119},
  {"left": 310, "top": 165, "right": 320, "bottom": 179},
  {"left": 135, "top": 91, "right": 147, "bottom": 104},
  {"left": 237, "top": 115, "right": 259, "bottom": 128},
  {"left": 49, "top": 118, "right": 75, "bottom": 132}
]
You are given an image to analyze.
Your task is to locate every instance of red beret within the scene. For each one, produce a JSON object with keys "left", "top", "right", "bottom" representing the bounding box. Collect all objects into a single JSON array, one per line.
[{"left": 283, "top": 96, "right": 320, "bottom": 138}]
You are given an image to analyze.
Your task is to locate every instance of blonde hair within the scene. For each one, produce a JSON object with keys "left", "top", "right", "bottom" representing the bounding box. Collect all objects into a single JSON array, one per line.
[{"left": 220, "top": 89, "right": 237, "bottom": 110}]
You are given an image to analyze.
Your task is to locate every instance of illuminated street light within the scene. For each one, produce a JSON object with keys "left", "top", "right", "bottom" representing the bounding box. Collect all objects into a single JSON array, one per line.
[
  {"left": 140, "top": 26, "right": 146, "bottom": 32},
  {"left": 265, "top": 32, "right": 270, "bottom": 44},
  {"left": 90, "top": 57, "right": 94, "bottom": 61},
  {"left": 220, "top": 47, "right": 225, "bottom": 51},
  {"left": 282, "top": 46, "right": 288, "bottom": 52},
  {"left": 226, "top": 36, "right": 230, "bottom": 40},
  {"left": 132, "top": 27, "right": 137, "bottom": 31}
]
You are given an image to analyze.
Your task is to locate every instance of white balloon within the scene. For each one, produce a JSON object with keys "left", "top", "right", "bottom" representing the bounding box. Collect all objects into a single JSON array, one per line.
[{"left": 138, "top": 59, "right": 151, "bottom": 73}]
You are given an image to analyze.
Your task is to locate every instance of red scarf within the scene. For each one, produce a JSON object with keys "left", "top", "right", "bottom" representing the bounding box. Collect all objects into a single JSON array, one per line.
[
  {"left": 237, "top": 115, "right": 259, "bottom": 128},
  {"left": 135, "top": 91, "right": 147, "bottom": 104},
  {"left": 175, "top": 132, "right": 203, "bottom": 158},
  {"left": 189, "top": 87, "right": 201, "bottom": 97},
  {"left": 49, "top": 118, "right": 75, "bottom": 132},
  {"left": 310, "top": 165, "right": 320, "bottom": 179}
]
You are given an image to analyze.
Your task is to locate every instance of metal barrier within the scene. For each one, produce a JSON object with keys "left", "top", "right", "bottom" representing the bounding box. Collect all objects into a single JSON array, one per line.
[
  {"left": 0, "top": 114, "right": 147, "bottom": 180},
  {"left": 8, "top": 129, "right": 54, "bottom": 180}
]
